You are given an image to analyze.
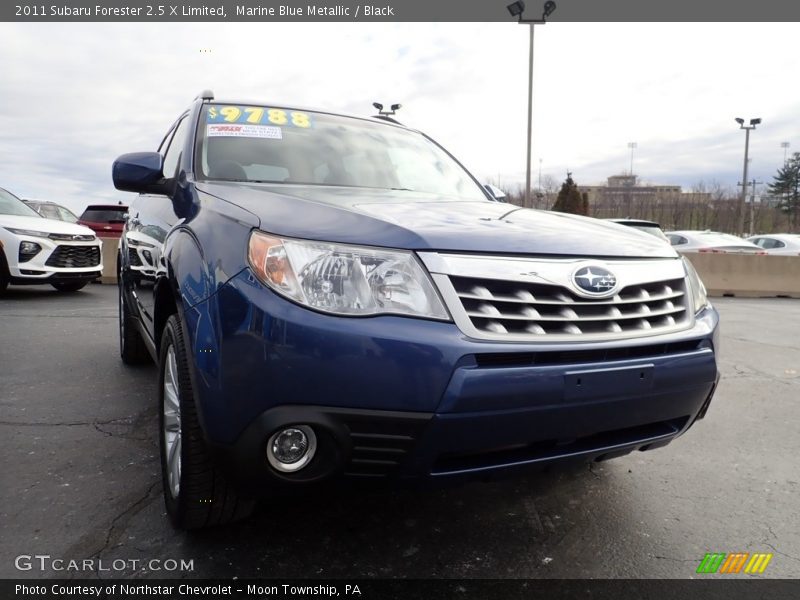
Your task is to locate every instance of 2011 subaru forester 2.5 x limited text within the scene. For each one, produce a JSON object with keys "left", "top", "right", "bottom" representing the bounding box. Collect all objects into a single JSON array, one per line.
[{"left": 113, "top": 91, "right": 720, "bottom": 530}]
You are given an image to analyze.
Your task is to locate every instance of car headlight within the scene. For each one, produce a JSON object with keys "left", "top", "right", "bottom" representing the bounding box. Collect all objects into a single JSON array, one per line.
[
  {"left": 4, "top": 227, "right": 51, "bottom": 238},
  {"left": 248, "top": 232, "right": 449, "bottom": 320},
  {"left": 127, "top": 238, "right": 156, "bottom": 248},
  {"left": 682, "top": 256, "right": 709, "bottom": 313}
]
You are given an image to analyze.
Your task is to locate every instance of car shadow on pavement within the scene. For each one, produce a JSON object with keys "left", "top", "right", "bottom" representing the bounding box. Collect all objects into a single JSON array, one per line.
[{"left": 170, "top": 462, "right": 609, "bottom": 578}]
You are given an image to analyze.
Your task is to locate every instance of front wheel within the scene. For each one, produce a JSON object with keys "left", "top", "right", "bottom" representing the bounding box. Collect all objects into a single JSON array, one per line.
[
  {"left": 0, "top": 251, "right": 11, "bottom": 294},
  {"left": 159, "top": 314, "right": 254, "bottom": 530},
  {"left": 51, "top": 281, "right": 88, "bottom": 292}
]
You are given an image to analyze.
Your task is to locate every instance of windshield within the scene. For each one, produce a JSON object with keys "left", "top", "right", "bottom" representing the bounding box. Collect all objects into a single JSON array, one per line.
[
  {"left": 197, "top": 104, "right": 487, "bottom": 201},
  {"left": 80, "top": 208, "right": 127, "bottom": 223},
  {"left": 0, "top": 188, "right": 41, "bottom": 217},
  {"left": 39, "top": 203, "right": 79, "bottom": 222}
]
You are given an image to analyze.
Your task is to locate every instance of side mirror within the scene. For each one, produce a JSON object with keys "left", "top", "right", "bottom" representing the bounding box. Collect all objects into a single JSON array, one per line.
[
  {"left": 113, "top": 152, "right": 167, "bottom": 194},
  {"left": 484, "top": 184, "right": 508, "bottom": 203}
]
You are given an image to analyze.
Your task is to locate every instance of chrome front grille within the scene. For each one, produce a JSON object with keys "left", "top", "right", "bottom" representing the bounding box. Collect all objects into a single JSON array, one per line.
[
  {"left": 450, "top": 276, "right": 689, "bottom": 337},
  {"left": 419, "top": 253, "right": 694, "bottom": 342}
]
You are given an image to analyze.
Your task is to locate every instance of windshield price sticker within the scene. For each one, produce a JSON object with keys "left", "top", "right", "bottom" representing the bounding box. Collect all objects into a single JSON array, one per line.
[
  {"left": 207, "top": 105, "right": 312, "bottom": 128},
  {"left": 207, "top": 124, "right": 283, "bottom": 139}
]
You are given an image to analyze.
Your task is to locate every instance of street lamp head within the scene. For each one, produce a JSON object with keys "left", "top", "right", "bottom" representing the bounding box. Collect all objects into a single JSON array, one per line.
[
  {"left": 506, "top": 0, "right": 525, "bottom": 17},
  {"left": 542, "top": 0, "right": 557, "bottom": 18},
  {"left": 735, "top": 117, "right": 745, "bottom": 125},
  {"left": 390, "top": 103, "right": 402, "bottom": 111},
  {"left": 372, "top": 102, "right": 383, "bottom": 111},
  {"left": 750, "top": 118, "right": 761, "bottom": 126}
]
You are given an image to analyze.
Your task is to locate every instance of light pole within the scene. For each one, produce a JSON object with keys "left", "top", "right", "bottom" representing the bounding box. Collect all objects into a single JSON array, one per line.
[
  {"left": 749, "top": 179, "right": 762, "bottom": 236},
  {"left": 735, "top": 117, "right": 760, "bottom": 235},
  {"left": 740, "top": 178, "right": 763, "bottom": 236},
  {"left": 538, "top": 157, "right": 543, "bottom": 190},
  {"left": 628, "top": 142, "right": 637, "bottom": 176},
  {"left": 507, "top": 0, "right": 557, "bottom": 208}
]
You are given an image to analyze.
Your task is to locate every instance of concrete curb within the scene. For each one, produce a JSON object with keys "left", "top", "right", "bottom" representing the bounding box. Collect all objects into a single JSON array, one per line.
[
  {"left": 685, "top": 253, "right": 800, "bottom": 299},
  {"left": 98, "top": 235, "right": 119, "bottom": 284}
]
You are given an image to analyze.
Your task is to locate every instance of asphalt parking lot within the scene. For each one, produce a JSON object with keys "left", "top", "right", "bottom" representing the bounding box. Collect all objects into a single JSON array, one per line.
[{"left": 1, "top": 284, "right": 798, "bottom": 579}]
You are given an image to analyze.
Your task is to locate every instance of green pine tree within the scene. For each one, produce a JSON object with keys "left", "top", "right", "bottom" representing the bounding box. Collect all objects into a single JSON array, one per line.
[
  {"left": 768, "top": 152, "right": 800, "bottom": 227},
  {"left": 552, "top": 174, "right": 589, "bottom": 216}
]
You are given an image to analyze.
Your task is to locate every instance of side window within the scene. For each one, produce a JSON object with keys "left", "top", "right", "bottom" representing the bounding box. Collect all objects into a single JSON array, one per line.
[
  {"left": 667, "top": 234, "right": 687, "bottom": 246},
  {"left": 757, "top": 238, "right": 782, "bottom": 249},
  {"left": 162, "top": 117, "right": 190, "bottom": 179}
]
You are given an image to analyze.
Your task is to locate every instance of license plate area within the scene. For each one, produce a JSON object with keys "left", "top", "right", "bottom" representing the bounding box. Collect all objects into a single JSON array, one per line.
[{"left": 564, "top": 363, "right": 654, "bottom": 401}]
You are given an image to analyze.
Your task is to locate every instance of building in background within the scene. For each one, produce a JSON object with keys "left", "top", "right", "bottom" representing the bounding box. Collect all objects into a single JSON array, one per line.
[{"left": 580, "top": 174, "right": 710, "bottom": 218}]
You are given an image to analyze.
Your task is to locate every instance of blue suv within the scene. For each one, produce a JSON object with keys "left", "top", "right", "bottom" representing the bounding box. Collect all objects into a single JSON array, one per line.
[{"left": 114, "top": 91, "right": 720, "bottom": 529}]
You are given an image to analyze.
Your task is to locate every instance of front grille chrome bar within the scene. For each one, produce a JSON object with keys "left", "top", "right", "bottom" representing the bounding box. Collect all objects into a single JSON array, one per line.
[{"left": 419, "top": 253, "right": 693, "bottom": 342}]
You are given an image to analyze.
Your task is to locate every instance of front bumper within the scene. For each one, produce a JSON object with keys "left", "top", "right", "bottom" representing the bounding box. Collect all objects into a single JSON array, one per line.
[
  {"left": 187, "top": 269, "right": 720, "bottom": 490},
  {"left": 6, "top": 235, "right": 103, "bottom": 283}
]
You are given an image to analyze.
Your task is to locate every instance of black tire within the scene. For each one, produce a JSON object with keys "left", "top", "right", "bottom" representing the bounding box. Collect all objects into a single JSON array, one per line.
[
  {"left": 0, "top": 250, "right": 10, "bottom": 294},
  {"left": 51, "top": 281, "right": 88, "bottom": 292},
  {"left": 118, "top": 279, "right": 151, "bottom": 365},
  {"left": 159, "top": 314, "right": 255, "bottom": 530}
]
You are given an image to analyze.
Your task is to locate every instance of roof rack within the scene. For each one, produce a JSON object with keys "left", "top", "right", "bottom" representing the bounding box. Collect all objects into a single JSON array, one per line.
[{"left": 196, "top": 89, "right": 215, "bottom": 101}]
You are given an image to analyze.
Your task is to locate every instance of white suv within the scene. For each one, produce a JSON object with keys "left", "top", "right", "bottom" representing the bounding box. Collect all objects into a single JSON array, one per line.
[{"left": 0, "top": 187, "right": 103, "bottom": 293}]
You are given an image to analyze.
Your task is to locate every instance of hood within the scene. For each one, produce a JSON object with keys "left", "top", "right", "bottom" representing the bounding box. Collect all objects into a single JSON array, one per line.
[
  {"left": 197, "top": 182, "right": 678, "bottom": 259},
  {"left": 0, "top": 214, "right": 97, "bottom": 236}
]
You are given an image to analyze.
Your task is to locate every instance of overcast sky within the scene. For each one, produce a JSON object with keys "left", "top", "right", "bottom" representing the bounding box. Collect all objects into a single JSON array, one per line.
[{"left": 0, "top": 22, "right": 797, "bottom": 214}]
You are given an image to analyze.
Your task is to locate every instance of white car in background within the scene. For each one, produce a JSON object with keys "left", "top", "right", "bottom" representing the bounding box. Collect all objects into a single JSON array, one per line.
[
  {"left": 747, "top": 234, "right": 800, "bottom": 256},
  {"left": 607, "top": 218, "right": 670, "bottom": 242},
  {"left": 665, "top": 230, "right": 765, "bottom": 254},
  {"left": 0, "top": 186, "right": 103, "bottom": 293}
]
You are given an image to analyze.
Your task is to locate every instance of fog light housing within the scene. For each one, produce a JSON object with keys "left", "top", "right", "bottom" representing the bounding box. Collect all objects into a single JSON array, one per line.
[
  {"left": 267, "top": 426, "right": 317, "bottom": 473},
  {"left": 19, "top": 241, "right": 42, "bottom": 262}
]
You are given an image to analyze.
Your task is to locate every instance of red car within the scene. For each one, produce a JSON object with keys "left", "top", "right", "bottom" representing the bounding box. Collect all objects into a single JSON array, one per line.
[{"left": 78, "top": 204, "right": 128, "bottom": 238}]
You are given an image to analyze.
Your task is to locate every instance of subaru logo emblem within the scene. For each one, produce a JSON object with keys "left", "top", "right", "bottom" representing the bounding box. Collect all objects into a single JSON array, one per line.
[{"left": 572, "top": 265, "right": 618, "bottom": 297}]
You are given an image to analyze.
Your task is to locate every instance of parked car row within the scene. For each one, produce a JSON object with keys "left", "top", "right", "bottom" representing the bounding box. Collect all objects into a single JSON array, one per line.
[
  {"left": 666, "top": 230, "right": 800, "bottom": 255},
  {"left": 0, "top": 186, "right": 134, "bottom": 293},
  {"left": 666, "top": 231, "right": 766, "bottom": 254},
  {"left": 747, "top": 233, "right": 800, "bottom": 255},
  {"left": 608, "top": 220, "right": 799, "bottom": 256}
]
